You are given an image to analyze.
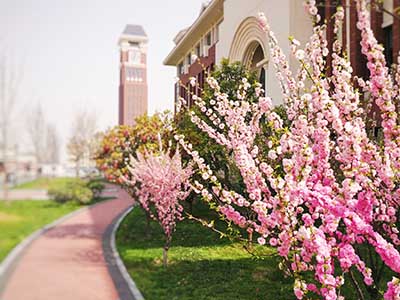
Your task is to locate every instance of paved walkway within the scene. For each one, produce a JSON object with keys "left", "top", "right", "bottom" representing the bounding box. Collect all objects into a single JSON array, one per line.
[
  {"left": 0, "top": 187, "right": 134, "bottom": 300},
  {"left": 0, "top": 189, "right": 49, "bottom": 200}
]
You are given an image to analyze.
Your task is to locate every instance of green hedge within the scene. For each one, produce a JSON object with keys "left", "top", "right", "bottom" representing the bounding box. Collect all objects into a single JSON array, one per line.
[{"left": 47, "top": 178, "right": 104, "bottom": 205}]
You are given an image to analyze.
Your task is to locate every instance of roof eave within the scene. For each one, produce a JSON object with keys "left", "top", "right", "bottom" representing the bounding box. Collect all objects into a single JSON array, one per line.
[
  {"left": 163, "top": 0, "right": 223, "bottom": 66},
  {"left": 118, "top": 34, "right": 148, "bottom": 45}
]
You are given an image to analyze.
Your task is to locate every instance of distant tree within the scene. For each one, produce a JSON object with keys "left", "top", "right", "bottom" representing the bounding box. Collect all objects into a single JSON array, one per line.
[
  {"left": 27, "top": 104, "right": 61, "bottom": 170},
  {"left": 67, "top": 110, "right": 97, "bottom": 177},
  {"left": 45, "top": 123, "right": 60, "bottom": 164},
  {"left": 27, "top": 103, "right": 47, "bottom": 165},
  {"left": 0, "top": 53, "right": 22, "bottom": 200}
]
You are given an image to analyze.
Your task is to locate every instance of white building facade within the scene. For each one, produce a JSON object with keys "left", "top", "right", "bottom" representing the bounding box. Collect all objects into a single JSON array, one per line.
[
  {"left": 164, "top": 0, "right": 311, "bottom": 106},
  {"left": 164, "top": 0, "right": 399, "bottom": 108}
]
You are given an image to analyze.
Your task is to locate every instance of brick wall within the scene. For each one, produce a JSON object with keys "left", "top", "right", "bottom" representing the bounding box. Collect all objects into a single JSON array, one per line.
[
  {"left": 394, "top": 0, "right": 400, "bottom": 62},
  {"left": 349, "top": 1, "right": 368, "bottom": 78},
  {"left": 177, "top": 44, "right": 216, "bottom": 107}
]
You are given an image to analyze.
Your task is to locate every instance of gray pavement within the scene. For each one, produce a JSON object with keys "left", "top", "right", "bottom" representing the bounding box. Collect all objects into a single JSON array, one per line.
[{"left": 0, "top": 189, "right": 49, "bottom": 200}]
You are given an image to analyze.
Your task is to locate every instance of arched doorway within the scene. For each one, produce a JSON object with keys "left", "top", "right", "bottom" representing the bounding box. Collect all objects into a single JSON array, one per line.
[
  {"left": 243, "top": 42, "right": 267, "bottom": 90},
  {"left": 229, "top": 17, "right": 268, "bottom": 91}
]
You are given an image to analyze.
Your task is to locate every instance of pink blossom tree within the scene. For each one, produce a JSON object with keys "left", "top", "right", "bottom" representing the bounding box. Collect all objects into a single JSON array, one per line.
[
  {"left": 124, "top": 148, "right": 192, "bottom": 267},
  {"left": 176, "top": 0, "right": 400, "bottom": 298}
]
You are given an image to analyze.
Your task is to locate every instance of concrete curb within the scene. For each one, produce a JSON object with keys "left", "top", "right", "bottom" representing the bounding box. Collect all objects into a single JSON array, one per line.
[
  {"left": 0, "top": 198, "right": 115, "bottom": 292},
  {"left": 104, "top": 205, "right": 145, "bottom": 300}
]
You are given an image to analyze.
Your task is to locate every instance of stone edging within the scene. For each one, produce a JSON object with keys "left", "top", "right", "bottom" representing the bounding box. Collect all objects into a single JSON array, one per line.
[
  {"left": 0, "top": 199, "right": 112, "bottom": 292},
  {"left": 103, "top": 205, "right": 145, "bottom": 300}
]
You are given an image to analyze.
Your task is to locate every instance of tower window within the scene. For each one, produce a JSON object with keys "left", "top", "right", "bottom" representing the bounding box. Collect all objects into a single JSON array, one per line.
[
  {"left": 126, "top": 67, "right": 143, "bottom": 82},
  {"left": 129, "top": 41, "right": 139, "bottom": 47}
]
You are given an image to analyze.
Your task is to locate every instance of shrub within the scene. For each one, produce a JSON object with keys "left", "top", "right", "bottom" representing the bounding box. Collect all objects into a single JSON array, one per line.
[
  {"left": 87, "top": 179, "right": 105, "bottom": 198},
  {"left": 176, "top": 2, "right": 400, "bottom": 298},
  {"left": 72, "top": 185, "right": 93, "bottom": 204},
  {"left": 48, "top": 179, "right": 93, "bottom": 205},
  {"left": 48, "top": 186, "right": 73, "bottom": 204}
]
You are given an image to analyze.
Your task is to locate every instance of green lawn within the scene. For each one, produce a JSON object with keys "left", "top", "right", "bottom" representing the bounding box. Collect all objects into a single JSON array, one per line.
[
  {"left": 0, "top": 200, "right": 81, "bottom": 262},
  {"left": 116, "top": 205, "right": 295, "bottom": 300},
  {"left": 117, "top": 204, "right": 396, "bottom": 300},
  {"left": 13, "top": 177, "right": 79, "bottom": 190}
]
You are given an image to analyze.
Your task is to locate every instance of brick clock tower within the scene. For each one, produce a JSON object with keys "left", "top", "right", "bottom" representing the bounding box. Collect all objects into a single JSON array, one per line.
[{"left": 118, "top": 25, "right": 148, "bottom": 125}]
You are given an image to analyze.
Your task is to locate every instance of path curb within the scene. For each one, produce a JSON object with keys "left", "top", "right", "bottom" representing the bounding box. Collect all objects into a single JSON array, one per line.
[
  {"left": 104, "top": 205, "right": 145, "bottom": 300},
  {"left": 0, "top": 198, "right": 114, "bottom": 292}
]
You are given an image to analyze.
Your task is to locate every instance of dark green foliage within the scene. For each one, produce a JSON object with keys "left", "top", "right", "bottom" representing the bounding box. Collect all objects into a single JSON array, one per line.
[{"left": 175, "top": 59, "right": 261, "bottom": 193}]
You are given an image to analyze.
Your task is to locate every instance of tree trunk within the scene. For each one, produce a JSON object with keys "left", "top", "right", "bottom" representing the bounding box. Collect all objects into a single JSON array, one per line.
[
  {"left": 163, "top": 246, "right": 168, "bottom": 268},
  {"left": 248, "top": 230, "right": 253, "bottom": 250},
  {"left": 163, "top": 237, "right": 171, "bottom": 267}
]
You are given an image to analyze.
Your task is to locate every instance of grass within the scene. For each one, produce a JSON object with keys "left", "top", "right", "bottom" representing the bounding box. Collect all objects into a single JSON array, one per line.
[
  {"left": 0, "top": 200, "right": 81, "bottom": 262},
  {"left": 12, "top": 177, "right": 80, "bottom": 190},
  {"left": 116, "top": 203, "right": 397, "bottom": 300},
  {"left": 116, "top": 204, "right": 295, "bottom": 300}
]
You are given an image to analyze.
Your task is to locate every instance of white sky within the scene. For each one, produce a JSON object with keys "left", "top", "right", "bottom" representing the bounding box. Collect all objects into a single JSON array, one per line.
[{"left": 0, "top": 0, "right": 203, "bottom": 161}]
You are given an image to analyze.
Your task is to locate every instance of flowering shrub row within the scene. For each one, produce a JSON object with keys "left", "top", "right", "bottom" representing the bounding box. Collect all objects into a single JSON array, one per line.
[
  {"left": 173, "top": 0, "right": 400, "bottom": 299},
  {"left": 98, "top": 0, "right": 400, "bottom": 298}
]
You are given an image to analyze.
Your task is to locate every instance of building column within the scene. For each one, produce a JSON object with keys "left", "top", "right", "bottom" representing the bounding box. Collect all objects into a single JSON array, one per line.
[
  {"left": 349, "top": 1, "right": 367, "bottom": 78},
  {"left": 393, "top": 0, "right": 400, "bottom": 62},
  {"left": 325, "top": 0, "right": 336, "bottom": 76},
  {"left": 370, "top": 0, "right": 384, "bottom": 45},
  {"left": 341, "top": 0, "right": 348, "bottom": 51}
]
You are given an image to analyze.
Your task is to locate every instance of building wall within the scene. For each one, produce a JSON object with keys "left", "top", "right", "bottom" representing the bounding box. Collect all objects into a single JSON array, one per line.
[
  {"left": 394, "top": 0, "right": 400, "bottom": 61},
  {"left": 217, "top": 0, "right": 312, "bottom": 105},
  {"left": 167, "top": 0, "right": 398, "bottom": 110}
]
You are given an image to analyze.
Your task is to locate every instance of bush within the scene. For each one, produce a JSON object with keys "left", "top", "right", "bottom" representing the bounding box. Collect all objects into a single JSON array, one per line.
[
  {"left": 72, "top": 185, "right": 93, "bottom": 204},
  {"left": 87, "top": 179, "right": 105, "bottom": 198},
  {"left": 48, "top": 186, "right": 73, "bottom": 204},
  {"left": 48, "top": 179, "right": 93, "bottom": 205}
]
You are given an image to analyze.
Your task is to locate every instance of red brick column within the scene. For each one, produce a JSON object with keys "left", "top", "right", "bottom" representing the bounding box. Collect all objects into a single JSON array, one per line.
[
  {"left": 370, "top": 0, "right": 384, "bottom": 45},
  {"left": 325, "top": 0, "right": 336, "bottom": 76},
  {"left": 394, "top": 0, "right": 400, "bottom": 62},
  {"left": 349, "top": 1, "right": 368, "bottom": 78},
  {"left": 341, "top": 0, "right": 347, "bottom": 51}
]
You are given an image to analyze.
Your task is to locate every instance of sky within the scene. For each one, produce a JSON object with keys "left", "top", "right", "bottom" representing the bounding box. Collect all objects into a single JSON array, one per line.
[{"left": 0, "top": 0, "right": 203, "bottom": 161}]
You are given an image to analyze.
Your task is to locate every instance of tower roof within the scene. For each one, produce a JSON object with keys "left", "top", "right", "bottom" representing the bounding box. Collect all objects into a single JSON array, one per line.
[{"left": 122, "top": 24, "right": 147, "bottom": 37}]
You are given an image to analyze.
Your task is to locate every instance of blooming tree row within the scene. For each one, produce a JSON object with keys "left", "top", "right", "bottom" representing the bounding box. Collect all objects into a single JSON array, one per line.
[
  {"left": 96, "top": 0, "right": 400, "bottom": 297},
  {"left": 173, "top": 0, "right": 400, "bottom": 299}
]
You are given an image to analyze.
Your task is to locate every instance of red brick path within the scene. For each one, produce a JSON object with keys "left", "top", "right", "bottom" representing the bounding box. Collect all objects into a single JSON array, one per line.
[{"left": 1, "top": 188, "right": 134, "bottom": 300}]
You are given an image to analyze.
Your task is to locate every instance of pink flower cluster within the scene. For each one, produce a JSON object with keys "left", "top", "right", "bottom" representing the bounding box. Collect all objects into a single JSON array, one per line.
[
  {"left": 179, "top": 0, "right": 400, "bottom": 299},
  {"left": 385, "top": 277, "right": 400, "bottom": 300},
  {"left": 124, "top": 149, "right": 192, "bottom": 240}
]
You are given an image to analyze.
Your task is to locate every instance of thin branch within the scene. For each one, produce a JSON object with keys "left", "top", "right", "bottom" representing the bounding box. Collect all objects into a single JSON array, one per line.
[{"left": 349, "top": 268, "right": 366, "bottom": 300}]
